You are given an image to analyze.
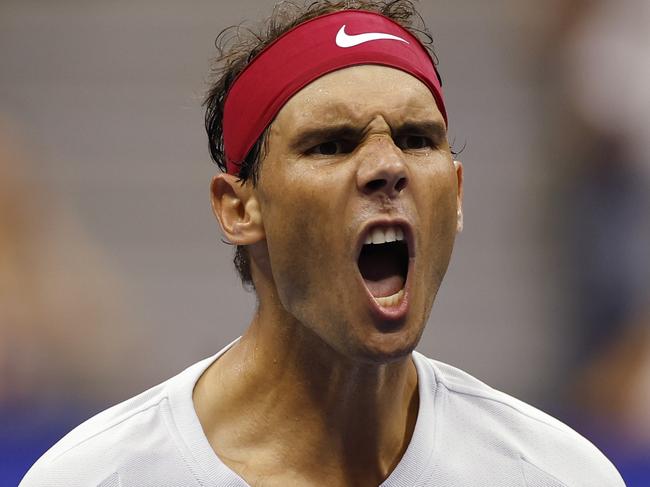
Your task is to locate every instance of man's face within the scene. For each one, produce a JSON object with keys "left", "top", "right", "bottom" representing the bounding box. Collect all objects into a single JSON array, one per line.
[{"left": 254, "top": 65, "right": 461, "bottom": 363}]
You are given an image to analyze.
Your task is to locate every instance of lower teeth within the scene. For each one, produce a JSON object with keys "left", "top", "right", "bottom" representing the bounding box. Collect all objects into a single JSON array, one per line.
[{"left": 374, "top": 289, "right": 404, "bottom": 308}]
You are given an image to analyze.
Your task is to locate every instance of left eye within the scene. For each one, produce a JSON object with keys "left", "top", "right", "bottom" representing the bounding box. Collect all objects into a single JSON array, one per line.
[{"left": 396, "top": 135, "right": 432, "bottom": 150}]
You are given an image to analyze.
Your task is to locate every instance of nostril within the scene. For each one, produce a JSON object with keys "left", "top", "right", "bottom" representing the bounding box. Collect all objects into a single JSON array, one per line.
[
  {"left": 395, "top": 177, "right": 407, "bottom": 192},
  {"left": 366, "top": 179, "right": 387, "bottom": 192}
]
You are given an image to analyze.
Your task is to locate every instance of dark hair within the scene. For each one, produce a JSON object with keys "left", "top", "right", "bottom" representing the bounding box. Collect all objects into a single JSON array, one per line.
[{"left": 204, "top": 0, "right": 440, "bottom": 290}]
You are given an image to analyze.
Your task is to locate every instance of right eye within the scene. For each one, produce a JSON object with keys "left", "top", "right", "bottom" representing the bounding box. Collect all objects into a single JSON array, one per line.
[{"left": 307, "top": 140, "right": 352, "bottom": 156}]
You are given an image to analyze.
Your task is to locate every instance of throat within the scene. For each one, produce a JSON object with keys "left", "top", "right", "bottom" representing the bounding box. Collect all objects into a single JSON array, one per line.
[{"left": 197, "top": 328, "right": 419, "bottom": 485}]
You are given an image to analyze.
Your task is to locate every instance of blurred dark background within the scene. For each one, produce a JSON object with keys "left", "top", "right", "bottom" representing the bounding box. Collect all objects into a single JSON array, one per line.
[{"left": 1, "top": 0, "right": 648, "bottom": 485}]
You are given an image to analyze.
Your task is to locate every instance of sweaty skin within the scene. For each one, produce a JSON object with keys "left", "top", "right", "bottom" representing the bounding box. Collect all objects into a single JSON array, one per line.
[{"left": 196, "top": 65, "right": 463, "bottom": 486}]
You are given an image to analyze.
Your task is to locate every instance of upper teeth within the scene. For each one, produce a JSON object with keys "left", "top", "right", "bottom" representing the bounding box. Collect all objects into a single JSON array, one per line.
[{"left": 365, "top": 226, "right": 405, "bottom": 245}]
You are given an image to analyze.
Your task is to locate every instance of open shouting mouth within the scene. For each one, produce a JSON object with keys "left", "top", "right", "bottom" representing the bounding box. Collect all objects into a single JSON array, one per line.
[{"left": 356, "top": 219, "right": 414, "bottom": 322}]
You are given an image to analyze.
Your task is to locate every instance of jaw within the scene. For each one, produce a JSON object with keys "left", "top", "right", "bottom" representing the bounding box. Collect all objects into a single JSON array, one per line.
[
  {"left": 256, "top": 215, "right": 433, "bottom": 365},
  {"left": 324, "top": 219, "right": 425, "bottom": 362}
]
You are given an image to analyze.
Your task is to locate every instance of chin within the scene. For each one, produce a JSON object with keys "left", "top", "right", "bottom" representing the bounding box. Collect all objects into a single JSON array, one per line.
[
  {"left": 293, "top": 294, "right": 426, "bottom": 365},
  {"left": 350, "top": 325, "right": 423, "bottom": 365}
]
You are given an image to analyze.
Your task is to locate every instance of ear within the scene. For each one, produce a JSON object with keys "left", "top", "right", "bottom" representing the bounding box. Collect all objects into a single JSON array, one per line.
[
  {"left": 454, "top": 160, "right": 464, "bottom": 233},
  {"left": 210, "top": 173, "right": 265, "bottom": 245}
]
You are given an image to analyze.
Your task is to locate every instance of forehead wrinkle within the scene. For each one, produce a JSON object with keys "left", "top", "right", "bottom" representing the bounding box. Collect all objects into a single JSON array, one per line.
[
  {"left": 295, "top": 93, "right": 438, "bottom": 126},
  {"left": 271, "top": 66, "right": 444, "bottom": 148},
  {"left": 283, "top": 99, "right": 441, "bottom": 139}
]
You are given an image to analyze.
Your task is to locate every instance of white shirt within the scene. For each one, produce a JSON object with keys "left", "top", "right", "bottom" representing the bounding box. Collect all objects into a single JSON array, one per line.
[{"left": 20, "top": 338, "right": 625, "bottom": 486}]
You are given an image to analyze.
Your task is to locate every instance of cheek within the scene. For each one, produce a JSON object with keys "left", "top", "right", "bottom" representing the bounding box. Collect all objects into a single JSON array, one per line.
[
  {"left": 265, "top": 200, "right": 313, "bottom": 298},
  {"left": 416, "top": 166, "right": 459, "bottom": 272},
  {"left": 421, "top": 159, "right": 458, "bottom": 216},
  {"left": 430, "top": 176, "right": 458, "bottom": 233},
  {"left": 261, "top": 183, "right": 343, "bottom": 309}
]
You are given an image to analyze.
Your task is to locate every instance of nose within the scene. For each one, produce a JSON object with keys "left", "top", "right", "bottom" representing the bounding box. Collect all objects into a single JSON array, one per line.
[{"left": 356, "top": 138, "right": 408, "bottom": 197}]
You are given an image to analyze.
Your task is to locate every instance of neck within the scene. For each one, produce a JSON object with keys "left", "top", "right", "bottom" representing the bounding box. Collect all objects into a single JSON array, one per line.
[{"left": 193, "top": 299, "right": 419, "bottom": 486}]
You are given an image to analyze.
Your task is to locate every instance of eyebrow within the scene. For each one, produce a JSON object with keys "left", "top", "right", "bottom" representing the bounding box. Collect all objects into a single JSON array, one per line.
[
  {"left": 289, "top": 119, "right": 447, "bottom": 151},
  {"left": 289, "top": 124, "right": 365, "bottom": 151},
  {"left": 393, "top": 121, "right": 447, "bottom": 147}
]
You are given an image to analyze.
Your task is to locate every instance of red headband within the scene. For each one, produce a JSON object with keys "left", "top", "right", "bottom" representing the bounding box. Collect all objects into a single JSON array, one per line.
[{"left": 223, "top": 10, "right": 447, "bottom": 175}]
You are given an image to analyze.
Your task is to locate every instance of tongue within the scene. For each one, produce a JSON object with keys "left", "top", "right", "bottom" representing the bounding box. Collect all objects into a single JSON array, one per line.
[
  {"left": 364, "top": 274, "right": 405, "bottom": 298},
  {"left": 358, "top": 247, "right": 406, "bottom": 298}
]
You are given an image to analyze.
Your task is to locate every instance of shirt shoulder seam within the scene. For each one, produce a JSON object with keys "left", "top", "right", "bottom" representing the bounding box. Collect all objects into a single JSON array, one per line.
[
  {"left": 519, "top": 454, "right": 569, "bottom": 487},
  {"left": 430, "top": 360, "right": 570, "bottom": 437},
  {"left": 48, "top": 395, "right": 169, "bottom": 464}
]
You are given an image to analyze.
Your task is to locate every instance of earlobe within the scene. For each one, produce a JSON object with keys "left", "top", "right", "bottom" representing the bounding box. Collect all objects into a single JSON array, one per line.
[
  {"left": 454, "top": 160, "right": 464, "bottom": 233},
  {"left": 210, "top": 173, "right": 265, "bottom": 245}
]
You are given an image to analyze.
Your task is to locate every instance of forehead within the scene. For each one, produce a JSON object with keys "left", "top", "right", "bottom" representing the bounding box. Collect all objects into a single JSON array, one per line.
[{"left": 273, "top": 65, "right": 444, "bottom": 131}]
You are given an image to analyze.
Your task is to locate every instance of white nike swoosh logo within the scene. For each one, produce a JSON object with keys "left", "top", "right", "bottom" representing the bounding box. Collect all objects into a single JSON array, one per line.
[{"left": 335, "top": 25, "right": 409, "bottom": 48}]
